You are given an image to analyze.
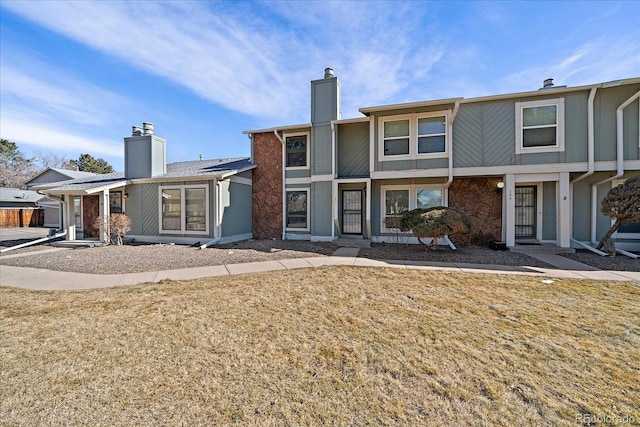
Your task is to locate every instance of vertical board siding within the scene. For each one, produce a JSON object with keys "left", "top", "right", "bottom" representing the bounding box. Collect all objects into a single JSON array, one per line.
[
  {"left": 542, "top": 182, "right": 557, "bottom": 240},
  {"left": 312, "top": 125, "right": 332, "bottom": 175},
  {"left": 312, "top": 181, "right": 332, "bottom": 236},
  {"left": 564, "top": 93, "right": 589, "bottom": 163},
  {"left": 338, "top": 122, "right": 369, "bottom": 177}
]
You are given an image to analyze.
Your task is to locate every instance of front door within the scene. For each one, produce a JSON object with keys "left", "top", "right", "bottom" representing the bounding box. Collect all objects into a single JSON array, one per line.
[
  {"left": 342, "top": 190, "right": 363, "bottom": 235},
  {"left": 515, "top": 186, "right": 537, "bottom": 239}
]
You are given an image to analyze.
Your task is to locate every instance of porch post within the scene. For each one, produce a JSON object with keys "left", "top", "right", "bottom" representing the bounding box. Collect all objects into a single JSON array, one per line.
[
  {"left": 365, "top": 179, "right": 371, "bottom": 239},
  {"left": 332, "top": 180, "right": 338, "bottom": 239},
  {"left": 101, "top": 190, "right": 110, "bottom": 243},
  {"left": 504, "top": 174, "right": 516, "bottom": 247},
  {"left": 65, "top": 196, "right": 75, "bottom": 240},
  {"left": 557, "top": 172, "right": 571, "bottom": 248}
]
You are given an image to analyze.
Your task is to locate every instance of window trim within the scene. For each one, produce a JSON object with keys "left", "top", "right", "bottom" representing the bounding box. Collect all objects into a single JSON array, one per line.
[
  {"left": 285, "top": 188, "right": 310, "bottom": 232},
  {"left": 158, "top": 184, "right": 209, "bottom": 235},
  {"left": 378, "top": 111, "right": 449, "bottom": 161},
  {"left": 380, "top": 184, "right": 445, "bottom": 233},
  {"left": 284, "top": 131, "right": 310, "bottom": 170},
  {"left": 515, "top": 98, "right": 565, "bottom": 154}
]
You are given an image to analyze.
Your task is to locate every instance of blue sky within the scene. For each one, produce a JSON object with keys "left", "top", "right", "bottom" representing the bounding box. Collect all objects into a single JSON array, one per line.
[{"left": 1, "top": 0, "right": 639, "bottom": 171}]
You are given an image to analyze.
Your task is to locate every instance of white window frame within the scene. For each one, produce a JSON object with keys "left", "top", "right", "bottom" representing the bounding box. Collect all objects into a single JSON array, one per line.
[
  {"left": 158, "top": 184, "right": 209, "bottom": 235},
  {"left": 515, "top": 98, "right": 565, "bottom": 154},
  {"left": 378, "top": 111, "right": 449, "bottom": 161},
  {"left": 380, "top": 184, "right": 445, "bottom": 233},
  {"left": 611, "top": 179, "right": 640, "bottom": 239},
  {"left": 284, "top": 132, "right": 310, "bottom": 170},
  {"left": 285, "top": 187, "right": 310, "bottom": 232}
]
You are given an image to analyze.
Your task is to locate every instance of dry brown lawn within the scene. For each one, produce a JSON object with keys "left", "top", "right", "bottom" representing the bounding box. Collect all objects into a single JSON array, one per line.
[{"left": 1, "top": 267, "right": 639, "bottom": 426}]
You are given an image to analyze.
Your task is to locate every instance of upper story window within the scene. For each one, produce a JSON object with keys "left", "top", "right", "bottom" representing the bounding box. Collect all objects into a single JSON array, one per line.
[
  {"left": 383, "top": 119, "right": 410, "bottom": 156},
  {"left": 285, "top": 132, "right": 310, "bottom": 169},
  {"left": 515, "top": 98, "right": 564, "bottom": 154},
  {"left": 379, "top": 112, "right": 448, "bottom": 160}
]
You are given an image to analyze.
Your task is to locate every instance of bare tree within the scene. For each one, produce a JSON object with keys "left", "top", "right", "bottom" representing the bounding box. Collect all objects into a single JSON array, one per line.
[{"left": 597, "top": 175, "right": 640, "bottom": 254}]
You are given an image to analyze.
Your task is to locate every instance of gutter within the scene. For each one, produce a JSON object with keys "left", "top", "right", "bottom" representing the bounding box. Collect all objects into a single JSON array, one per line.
[
  {"left": 590, "top": 89, "right": 640, "bottom": 245},
  {"left": 273, "top": 129, "right": 287, "bottom": 240}
]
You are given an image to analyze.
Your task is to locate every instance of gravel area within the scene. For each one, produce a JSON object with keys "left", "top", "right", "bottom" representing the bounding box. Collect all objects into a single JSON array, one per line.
[
  {"left": 561, "top": 250, "right": 639, "bottom": 272},
  {"left": 1, "top": 238, "right": 637, "bottom": 274}
]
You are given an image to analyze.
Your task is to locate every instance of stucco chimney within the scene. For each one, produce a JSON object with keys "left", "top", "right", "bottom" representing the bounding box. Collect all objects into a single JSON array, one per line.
[{"left": 124, "top": 123, "right": 166, "bottom": 179}]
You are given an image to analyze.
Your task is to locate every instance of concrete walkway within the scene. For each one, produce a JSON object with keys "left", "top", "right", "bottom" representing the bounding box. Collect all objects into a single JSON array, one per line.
[{"left": 1, "top": 248, "right": 638, "bottom": 291}]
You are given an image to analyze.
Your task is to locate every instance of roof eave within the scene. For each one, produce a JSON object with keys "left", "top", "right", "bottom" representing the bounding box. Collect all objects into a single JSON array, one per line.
[
  {"left": 359, "top": 97, "right": 463, "bottom": 115},
  {"left": 243, "top": 123, "right": 312, "bottom": 134}
]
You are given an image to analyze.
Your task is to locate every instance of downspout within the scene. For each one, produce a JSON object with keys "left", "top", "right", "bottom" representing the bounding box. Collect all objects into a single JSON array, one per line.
[
  {"left": 569, "top": 86, "right": 599, "bottom": 252},
  {"left": 443, "top": 99, "right": 460, "bottom": 250},
  {"left": 274, "top": 129, "right": 286, "bottom": 240},
  {"left": 590, "top": 89, "right": 640, "bottom": 245}
]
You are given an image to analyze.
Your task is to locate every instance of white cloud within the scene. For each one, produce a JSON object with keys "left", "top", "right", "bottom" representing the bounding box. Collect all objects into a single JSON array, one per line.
[{"left": 1, "top": 114, "right": 123, "bottom": 158}]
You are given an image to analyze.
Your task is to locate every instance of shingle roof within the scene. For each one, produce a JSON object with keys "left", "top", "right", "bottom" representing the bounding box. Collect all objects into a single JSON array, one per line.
[
  {"left": 49, "top": 168, "right": 97, "bottom": 179},
  {"left": 40, "top": 157, "right": 255, "bottom": 194},
  {"left": 0, "top": 188, "right": 46, "bottom": 204}
]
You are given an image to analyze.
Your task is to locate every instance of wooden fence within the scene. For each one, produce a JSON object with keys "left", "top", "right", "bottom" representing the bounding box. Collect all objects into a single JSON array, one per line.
[{"left": 0, "top": 208, "right": 44, "bottom": 228}]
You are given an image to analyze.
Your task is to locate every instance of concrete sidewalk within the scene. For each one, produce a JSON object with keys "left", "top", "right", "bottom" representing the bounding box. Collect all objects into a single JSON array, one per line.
[{"left": 1, "top": 252, "right": 638, "bottom": 291}]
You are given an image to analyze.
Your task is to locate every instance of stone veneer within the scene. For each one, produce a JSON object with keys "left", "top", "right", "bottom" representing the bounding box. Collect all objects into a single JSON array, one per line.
[
  {"left": 448, "top": 177, "right": 503, "bottom": 245},
  {"left": 251, "top": 132, "right": 283, "bottom": 239}
]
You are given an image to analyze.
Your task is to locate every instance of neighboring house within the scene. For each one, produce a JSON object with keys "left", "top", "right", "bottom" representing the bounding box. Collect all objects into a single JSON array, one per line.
[
  {"left": 36, "top": 123, "right": 255, "bottom": 244},
  {"left": 245, "top": 68, "right": 640, "bottom": 251},
  {"left": 26, "top": 168, "right": 97, "bottom": 228},
  {"left": 0, "top": 188, "right": 46, "bottom": 228}
]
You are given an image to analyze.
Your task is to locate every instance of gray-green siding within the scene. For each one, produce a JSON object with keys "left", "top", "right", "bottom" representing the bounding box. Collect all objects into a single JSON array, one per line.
[
  {"left": 542, "top": 182, "right": 556, "bottom": 240},
  {"left": 220, "top": 181, "right": 252, "bottom": 237}
]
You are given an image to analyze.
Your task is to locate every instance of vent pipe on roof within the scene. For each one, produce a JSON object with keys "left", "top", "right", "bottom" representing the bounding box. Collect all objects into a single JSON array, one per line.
[
  {"left": 543, "top": 78, "right": 554, "bottom": 88},
  {"left": 132, "top": 126, "right": 143, "bottom": 136},
  {"left": 324, "top": 67, "right": 334, "bottom": 79},
  {"left": 199, "top": 154, "right": 204, "bottom": 161}
]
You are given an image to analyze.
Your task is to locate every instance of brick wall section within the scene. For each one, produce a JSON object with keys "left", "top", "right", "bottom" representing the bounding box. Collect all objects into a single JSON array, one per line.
[
  {"left": 448, "top": 177, "right": 503, "bottom": 245},
  {"left": 252, "top": 132, "right": 283, "bottom": 239}
]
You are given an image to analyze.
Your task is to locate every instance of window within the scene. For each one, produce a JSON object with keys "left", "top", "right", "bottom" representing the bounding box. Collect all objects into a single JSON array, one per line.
[
  {"left": 285, "top": 133, "right": 309, "bottom": 169},
  {"left": 159, "top": 185, "right": 208, "bottom": 234},
  {"left": 109, "top": 191, "right": 122, "bottom": 214},
  {"left": 612, "top": 179, "right": 640, "bottom": 239},
  {"left": 418, "top": 116, "right": 446, "bottom": 154},
  {"left": 384, "top": 189, "right": 409, "bottom": 228},
  {"left": 379, "top": 112, "right": 448, "bottom": 160},
  {"left": 382, "top": 185, "right": 444, "bottom": 232},
  {"left": 516, "top": 98, "right": 564, "bottom": 154},
  {"left": 383, "top": 120, "right": 410, "bottom": 156},
  {"left": 286, "top": 190, "right": 309, "bottom": 230}
]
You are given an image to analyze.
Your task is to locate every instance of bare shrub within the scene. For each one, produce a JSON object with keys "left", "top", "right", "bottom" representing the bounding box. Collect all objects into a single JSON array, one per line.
[{"left": 93, "top": 213, "right": 132, "bottom": 245}]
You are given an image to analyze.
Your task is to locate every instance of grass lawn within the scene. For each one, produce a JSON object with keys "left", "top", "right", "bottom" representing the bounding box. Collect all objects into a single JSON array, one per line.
[{"left": 1, "top": 267, "right": 639, "bottom": 426}]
